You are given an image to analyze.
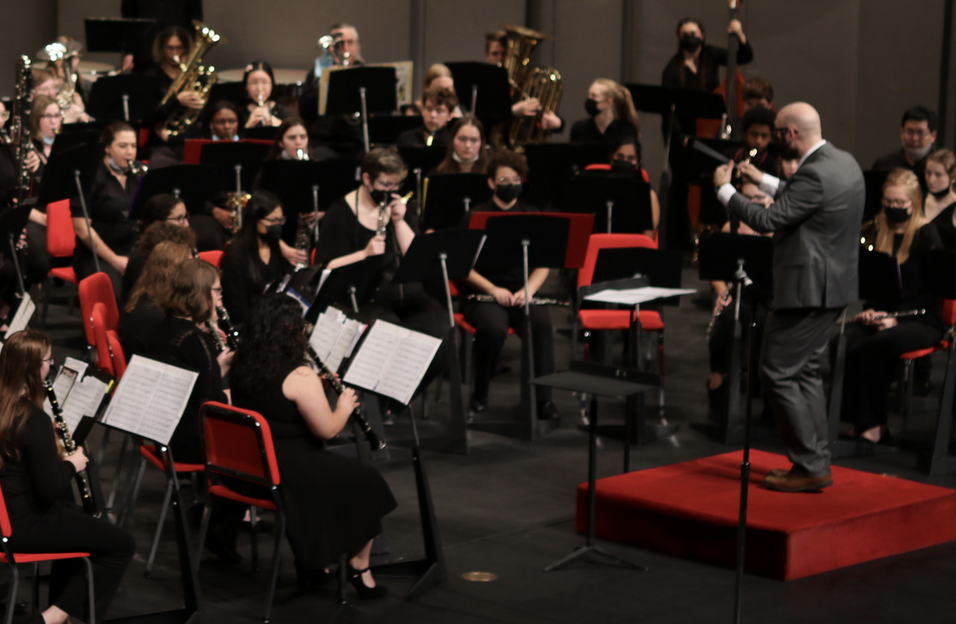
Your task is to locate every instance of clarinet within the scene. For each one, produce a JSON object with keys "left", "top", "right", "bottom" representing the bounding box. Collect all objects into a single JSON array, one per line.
[
  {"left": 44, "top": 381, "right": 101, "bottom": 518},
  {"left": 206, "top": 320, "right": 228, "bottom": 352},
  {"left": 216, "top": 306, "right": 240, "bottom": 351},
  {"left": 305, "top": 344, "right": 386, "bottom": 451},
  {"left": 461, "top": 294, "right": 570, "bottom": 307}
]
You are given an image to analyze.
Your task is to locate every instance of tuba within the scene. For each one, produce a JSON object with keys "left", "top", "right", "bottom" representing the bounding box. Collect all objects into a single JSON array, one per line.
[
  {"left": 161, "top": 21, "right": 224, "bottom": 136},
  {"left": 499, "top": 24, "right": 563, "bottom": 151}
]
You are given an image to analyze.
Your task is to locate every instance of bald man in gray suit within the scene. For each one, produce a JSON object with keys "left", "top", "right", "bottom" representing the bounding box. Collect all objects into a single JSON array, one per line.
[{"left": 713, "top": 102, "right": 864, "bottom": 492}]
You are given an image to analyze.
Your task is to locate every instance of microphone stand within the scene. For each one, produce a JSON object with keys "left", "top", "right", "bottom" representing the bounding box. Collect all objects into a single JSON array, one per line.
[{"left": 732, "top": 258, "right": 755, "bottom": 624}]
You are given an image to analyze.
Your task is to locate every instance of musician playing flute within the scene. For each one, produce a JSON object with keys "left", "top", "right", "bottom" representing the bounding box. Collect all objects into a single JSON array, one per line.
[
  {"left": 0, "top": 330, "right": 134, "bottom": 624},
  {"left": 837, "top": 169, "right": 943, "bottom": 444},
  {"left": 459, "top": 150, "right": 556, "bottom": 417}
]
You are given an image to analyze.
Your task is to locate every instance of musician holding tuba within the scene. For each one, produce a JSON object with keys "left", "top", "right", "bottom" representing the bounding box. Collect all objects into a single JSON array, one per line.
[{"left": 0, "top": 330, "right": 135, "bottom": 624}]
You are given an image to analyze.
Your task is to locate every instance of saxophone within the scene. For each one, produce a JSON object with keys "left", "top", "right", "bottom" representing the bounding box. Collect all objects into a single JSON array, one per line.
[
  {"left": 160, "top": 22, "right": 224, "bottom": 136},
  {"left": 44, "top": 381, "right": 101, "bottom": 518}
]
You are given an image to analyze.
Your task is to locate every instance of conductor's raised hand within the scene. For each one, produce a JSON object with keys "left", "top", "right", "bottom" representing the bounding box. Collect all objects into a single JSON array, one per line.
[
  {"left": 364, "top": 234, "right": 386, "bottom": 257},
  {"left": 713, "top": 162, "right": 734, "bottom": 187},
  {"left": 737, "top": 162, "right": 764, "bottom": 185}
]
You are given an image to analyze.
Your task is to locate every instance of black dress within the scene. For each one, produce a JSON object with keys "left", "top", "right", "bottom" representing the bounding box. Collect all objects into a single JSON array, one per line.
[
  {"left": 220, "top": 238, "right": 289, "bottom": 325},
  {"left": 930, "top": 203, "right": 956, "bottom": 250},
  {"left": 147, "top": 316, "right": 227, "bottom": 463},
  {"left": 0, "top": 403, "right": 135, "bottom": 620},
  {"left": 232, "top": 363, "right": 397, "bottom": 570},
  {"left": 120, "top": 293, "right": 165, "bottom": 358},
  {"left": 568, "top": 118, "right": 638, "bottom": 146}
]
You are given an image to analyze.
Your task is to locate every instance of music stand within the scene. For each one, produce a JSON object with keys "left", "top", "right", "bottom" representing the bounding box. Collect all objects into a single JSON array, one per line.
[
  {"left": 443, "top": 62, "right": 512, "bottom": 123},
  {"left": 258, "top": 160, "right": 327, "bottom": 245},
  {"left": 128, "top": 164, "right": 218, "bottom": 222},
  {"left": 390, "top": 229, "right": 486, "bottom": 455},
  {"left": 52, "top": 127, "right": 101, "bottom": 156},
  {"left": 242, "top": 126, "right": 279, "bottom": 141},
  {"left": 199, "top": 142, "right": 271, "bottom": 193},
  {"left": 87, "top": 74, "right": 162, "bottom": 123},
  {"left": 368, "top": 115, "right": 422, "bottom": 145},
  {"left": 420, "top": 173, "right": 492, "bottom": 231},
  {"left": 0, "top": 205, "right": 32, "bottom": 295},
  {"left": 561, "top": 172, "right": 653, "bottom": 234},
  {"left": 324, "top": 66, "right": 397, "bottom": 152},
  {"left": 397, "top": 146, "right": 445, "bottom": 182},
  {"left": 84, "top": 17, "right": 157, "bottom": 53},
  {"left": 534, "top": 360, "right": 656, "bottom": 572},
  {"left": 305, "top": 256, "right": 385, "bottom": 323},
  {"left": 523, "top": 143, "right": 610, "bottom": 210},
  {"left": 685, "top": 137, "right": 745, "bottom": 226},
  {"left": 35, "top": 143, "right": 103, "bottom": 207}
]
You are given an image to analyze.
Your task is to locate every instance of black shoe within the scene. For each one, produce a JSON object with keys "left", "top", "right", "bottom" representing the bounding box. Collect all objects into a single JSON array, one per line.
[
  {"left": 205, "top": 523, "right": 241, "bottom": 564},
  {"left": 706, "top": 382, "right": 726, "bottom": 423},
  {"left": 346, "top": 563, "right": 387, "bottom": 600},
  {"left": 470, "top": 396, "right": 487, "bottom": 413},
  {"left": 537, "top": 400, "right": 558, "bottom": 419}
]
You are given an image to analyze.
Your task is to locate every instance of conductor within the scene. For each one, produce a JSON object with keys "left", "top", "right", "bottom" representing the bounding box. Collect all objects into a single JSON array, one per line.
[{"left": 713, "top": 102, "right": 864, "bottom": 493}]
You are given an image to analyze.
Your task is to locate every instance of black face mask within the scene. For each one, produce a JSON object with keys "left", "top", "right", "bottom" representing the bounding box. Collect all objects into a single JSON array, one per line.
[
  {"left": 679, "top": 34, "right": 702, "bottom": 53},
  {"left": 262, "top": 223, "right": 283, "bottom": 243},
  {"left": 584, "top": 98, "right": 601, "bottom": 117},
  {"left": 611, "top": 159, "right": 637, "bottom": 174},
  {"left": 369, "top": 188, "right": 391, "bottom": 206},
  {"left": 495, "top": 183, "right": 522, "bottom": 204},
  {"left": 930, "top": 187, "right": 952, "bottom": 200},
  {"left": 883, "top": 206, "right": 911, "bottom": 223}
]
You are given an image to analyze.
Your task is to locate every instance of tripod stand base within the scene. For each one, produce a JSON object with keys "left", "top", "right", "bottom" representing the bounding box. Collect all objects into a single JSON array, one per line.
[
  {"left": 373, "top": 557, "right": 445, "bottom": 600},
  {"left": 544, "top": 544, "right": 649, "bottom": 572}
]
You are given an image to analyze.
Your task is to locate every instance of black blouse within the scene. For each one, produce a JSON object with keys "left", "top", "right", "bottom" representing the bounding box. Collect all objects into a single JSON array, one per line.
[
  {"left": 569, "top": 118, "right": 638, "bottom": 146},
  {"left": 396, "top": 125, "right": 451, "bottom": 148},
  {"left": 867, "top": 224, "right": 944, "bottom": 329},
  {"left": 929, "top": 203, "right": 956, "bottom": 251},
  {"left": 0, "top": 403, "right": 75, "bottom": 514},
  {"left": 220, "top": 238, "right": 289, "bottom": 324},
  {"left": 661, "top": 42, "right": 755, "bottom": 92},
  {"left": 71, "top": 162, "right": 137, "bottom": 255}
]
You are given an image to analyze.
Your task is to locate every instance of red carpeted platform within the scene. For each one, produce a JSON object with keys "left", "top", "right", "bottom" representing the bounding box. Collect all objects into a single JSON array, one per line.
[{"left": 576, "top": 450, "right": 956, "bottom": 580}]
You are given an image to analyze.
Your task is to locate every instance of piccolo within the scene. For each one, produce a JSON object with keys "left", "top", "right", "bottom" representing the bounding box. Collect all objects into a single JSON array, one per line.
[
  {"left": 458, "top": 294, "right": 570, "bottom": 307},
  {"left": 305, "top": 344, "right": 386, "bottom": 451},
  {"left": 44, "top": 381, "right": 101, "bottom": 518},
  {"left": 841, "top": 308, "right": 926, "bottom": 325}
]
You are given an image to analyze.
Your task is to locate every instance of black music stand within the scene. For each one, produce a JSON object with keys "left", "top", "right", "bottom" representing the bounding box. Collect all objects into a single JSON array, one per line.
[
  {"left": 128, "top": 164, "right": 217, "bottom": 222},
  {"left": 391, "top": 229, "right": 487, "bottom": 455},
  {"left": 827, "top": 249, "right": 903, "bottom": 459},
  {"left": 368, "top": 115, "right": 422, "bottom": 145},
  {"left": 305, "top": 256, "right": 385, "bottom": 323},
  {"left": 87, "top": 74, "right": 162, "bottom": 123},
  {"left": 420, "top": 173, "right": 492, "bottom": 231},
  {"left": 199, "top": 142, "right": 270, "bottom": 193},
  {"left": 397, "top": 146, "right": 445, "bottom": 183},
  {"left": 51, "top": 128, "right": 101, "bottom": 157},
  {"left": 695, "top": 233, "right": 775, "bottom": 446},
  {"left": 258, "top": 160, "right": 327, "bottom": 245},
  {"left": 523, "top": 143, "right": 610, "bottom": 210},
  {"left": 206, "top": 82, "right": 246, "bottom": 109},
  {"left": 534, "top": 360, "right": 657, "bottom": 572},
  {"left": 863, "top": 170, "right": 891, "bottom": 222},
  {"left": 35, "top": 143, "right": 103, "bottom": 207},
  {"left": 84, "top": 17, "right": 157, "bottom": 53},
  {"left": 443, "top": 62, "right": 512, "bottom": 123},
  {"left": 685, "top": 137, "right": 745, "bottom": 226},
  {"left": 561, "top": 172, "right": 653, "bottom": 234},
  {"left": 325, "top": 67, "right": 397, "bottom": 152},
  {"left": 0, "top": 205, "right": 32, "bottom": 296}
]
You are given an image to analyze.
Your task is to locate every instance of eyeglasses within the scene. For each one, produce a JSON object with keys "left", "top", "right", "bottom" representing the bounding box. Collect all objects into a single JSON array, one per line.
[
  {"left": 773, "top": 127, "right": 795, "bottom": 140},
  {"left": 166, "top": 214, "right": 189, "bottom": 223},
  {"left": 496, "top": 178, "right": 522, "bottom": 185},
  {"left": 260, "top": 217, "right": 286, "bottom": 225},
  {"left": 882, "top": 200, "right": 912, "bottom": 209},
  {"left": 902, "top": 129, "right": 931, "bottom": 139},
  {"left": 40, "top": 113, "right": 60, "bottom": 120},
  {"left": 42, "top": 357, "right": 56, "bottom": 365},
  {"left": 373, "top": 181, "right": 402, "bottom": 191}
]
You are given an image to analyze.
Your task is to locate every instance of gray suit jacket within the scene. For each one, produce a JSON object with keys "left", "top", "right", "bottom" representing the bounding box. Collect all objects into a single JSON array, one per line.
[{"left": 727, "top": 142, "right": 864, "bottom": 310}]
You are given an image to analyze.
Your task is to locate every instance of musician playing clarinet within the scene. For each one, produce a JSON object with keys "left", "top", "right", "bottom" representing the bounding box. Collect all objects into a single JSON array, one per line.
[
  {"left": 459, "top": 149, "right": 556, "bottom": 417},
  {"left": 0, "top": 331, "right": 134, "bottom": 624}
]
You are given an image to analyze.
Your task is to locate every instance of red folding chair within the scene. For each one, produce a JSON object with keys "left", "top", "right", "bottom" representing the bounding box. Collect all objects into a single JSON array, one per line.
[
  {"left": 41, "top": 199, "right": 80, "bottom": 326},
  {"left": 198, "top": 401, "right": 288, "bottom": 623},
  {"left": 78, "top": 273, "right": 119, "bottom": 352},
  {"left": 0, "top": 481, "right": 95, "bottom": 624},
  {"left": 91, "top": 302, "right": 127, "bottom": 379},
  {"left": 197, "top": 250, "right": 224, "bottom": 268},
  {"left": 448, "top": 280, "right": 515, "bottom": 386},
  {"left": 900, "top": 299, "right": 956, "bottom": 431},
  {"left": 574, "top": 233, "right": 666, "bottom": 410}
]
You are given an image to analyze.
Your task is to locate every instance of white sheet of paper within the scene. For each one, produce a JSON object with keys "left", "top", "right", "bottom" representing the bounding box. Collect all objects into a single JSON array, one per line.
[
  {"left": 4, "top": 294, "right": 35, "bottom": 339},
  {"left": 60, "top": 375, "right": 108, "bottom": 434},
  {"left": 310, "top": 309, "right": 345, "bottom": 362},
  {"left": 102, "top": 355, "right": 199, "bottom": 445},
  {"left": 343, "top": 320, "right": 442, "bottom": 405},
  {"left": 326, "top": 319, "right": 363, "bottom": 373},
  {"left": 584, "top": 286, "right": 697, "bottom": 305}
]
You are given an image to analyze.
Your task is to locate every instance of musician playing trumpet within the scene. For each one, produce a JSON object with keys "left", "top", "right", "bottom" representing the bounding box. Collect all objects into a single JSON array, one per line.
[{"left": 837, "top": 169, "right": 943, "bottom": 444}]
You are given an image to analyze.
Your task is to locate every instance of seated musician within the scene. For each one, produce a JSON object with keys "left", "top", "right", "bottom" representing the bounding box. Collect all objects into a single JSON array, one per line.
[
  {"left": 21, "top": 95, "right": 59, "bottom": 286},
  {"left": 608, "top": 137, "right": 660, "bottom": 237},
  {"left": 570, "top": 78, "right": 639, "bottom": 146},
  {"left": 71, "top": 122, "right": 143, "bottom": 303},
  {"left": 459, "top": 149, "right": 556, "bottom": 416},
  {"left": 229, "top": 294, "right": 397, "bottom": 597},
  {"left": 150, "top": 259, "right": 232, "bottom": 464},
  {"left": 661, "top": 17, "right": 753, "bottom": 92},
  {"left": 316, "top": 147, "right": 445, "bottom": 338},
  {"left": 146, "top": 26, "right": 205, "bottom": 166},
  {"left": 433, "top": 115, "right": 490, "bottom": 175},
  {"left": 484, "top": 30, "right": 508, "bottom": 66},
  {"left": 412, "top": 65, "right": 462, "bottom": 118},
  {"left": 201, "top": 101, "right": 243, "bottom": 141},
  {"left": 397, "top": 87, "right": 456, "bottom": 148},
  {"left": 29, "top": 94, "right": 60, "bottom": 187},
  {"left": 300, "top": 22, "right": 365, "bottom": 124},
  {"left": 240, "top": 61, "right": 292, "bottom": 130},
  {"left": 872, "top": 106, "right": 937, "bottom": 186},
  {"left": 38, "top": 38, "right": 91, "bottom": 123},
  {"left": 121, "top": 239, "right": 192, "bottom": 358},
  {"left": 839, "top": 169, "right": 943, "bottom": 444},
  {"left": 924, "top": 149, "right": 956, "bottom": 249},
  {"left": 706, "top": 181, "right": 773, "bottom": 421},
  {"left": 219, "top": 191, "right": 292, "bottom": 325},
  {"left": 122, "top": 200, "right": 195, "bottom": 306},
  {"left": 265, "top": 116, "right": 314, "bottom": 160},
  {"left": 731, "top": 106, "right": 778, "bottom": 175},
  {"left": 0, "top": 330, "right": 135, "bottom": 624}
]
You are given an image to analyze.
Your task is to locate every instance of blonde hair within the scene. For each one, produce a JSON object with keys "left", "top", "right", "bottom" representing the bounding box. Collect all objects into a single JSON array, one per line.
[
  {"left": 874, "top": 168, "right": 926, "bottom": 264},
  {"left": 423, "top": 64, "right": 452, "bottom": 90},
  {"left": 591, "top": 78, "right": 640, "bottom": 134},
  {"left": 926, "top": 149, "right": 956, "bottom": 183}
]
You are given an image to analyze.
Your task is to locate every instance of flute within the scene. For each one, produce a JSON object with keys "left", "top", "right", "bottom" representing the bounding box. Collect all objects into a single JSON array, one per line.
[
  {"left": 459, "top": 294, "right": 570, "bottom": 307},
  {"left": 841, "top": 308, "right": 927, "bottom": 325},
  {"left": 305, "top": 344, "right": 386, "bottom": 451},
  {"left": 44, "top": 381, "right": 101, "bottom": 518}
]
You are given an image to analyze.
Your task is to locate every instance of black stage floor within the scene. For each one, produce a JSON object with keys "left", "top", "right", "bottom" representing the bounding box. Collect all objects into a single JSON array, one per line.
[{"left": 27, "top": 265, "right": 956, "bottom": 624}]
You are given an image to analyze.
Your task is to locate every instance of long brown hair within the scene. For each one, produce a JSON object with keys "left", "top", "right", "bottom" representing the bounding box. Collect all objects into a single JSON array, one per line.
[
  {"left": 874, "top": 168, "right": 926, "bottom": 264},
  {"left": 0, "top": 330, "right": 51, "bottom": 468},
  {"left": 159, "top": 258, "right": 219, "bottom": 323},
  {"left": 437, "top": 115, "right": 489, "bottom": 175},
  {"left": 126, "top": 241, "right": 192, "bottom": 313}
]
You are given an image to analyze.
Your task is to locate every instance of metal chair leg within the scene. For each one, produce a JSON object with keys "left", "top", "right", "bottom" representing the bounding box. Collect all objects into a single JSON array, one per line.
[
  {"left": 250, "top": 506, "right": 259, "bottom": 572},
  {"left": 29, "top": 562, "right": 38, "bottom": 616},
  {"left": 5, "top": 564, "right": 19, "bottom": 624},
  {"left": 118, "top": 456, "right": 147, "bottom": 530},
  {"left": 83, "top": 557, "right": 96, "bottom": 624},
  {"left": 144, "top": 479, "right": 174, "bottom": 577},
  {"left": 263, "top": 513, "right": 285, "bottom": 623}
]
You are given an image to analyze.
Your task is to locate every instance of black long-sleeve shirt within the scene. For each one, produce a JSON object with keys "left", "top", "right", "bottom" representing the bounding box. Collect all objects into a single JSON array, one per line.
[
  {"left": 220, "top": 238, "right": 288, "bottom": 324},
  {"left": 661, "top": 42, "right": 754, "bottom": 92},
  {"left": 0, "top": 403, "right": 75, "bottom": 514}
]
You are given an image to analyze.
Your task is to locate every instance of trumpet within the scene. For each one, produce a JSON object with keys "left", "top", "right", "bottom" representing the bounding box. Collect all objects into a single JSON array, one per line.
[{"left": 305, "top": 343, "right": 385, "bottom": 451}]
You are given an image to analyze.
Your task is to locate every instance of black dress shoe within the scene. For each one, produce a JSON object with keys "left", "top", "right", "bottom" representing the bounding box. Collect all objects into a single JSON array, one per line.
[
  {"left": 470, "top": 396, "right": 487, "bottom": 413},
  {"left": 346, "top": 563, "right": 388, "bottom": 600},
  {"left": 537, "top": 400, "right": 559, "bottom": 419}
]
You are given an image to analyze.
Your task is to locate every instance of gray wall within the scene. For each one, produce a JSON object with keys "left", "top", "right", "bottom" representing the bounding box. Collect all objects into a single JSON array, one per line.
[{"left": 1, "top": 0, "right": 952, "bottom": 178}]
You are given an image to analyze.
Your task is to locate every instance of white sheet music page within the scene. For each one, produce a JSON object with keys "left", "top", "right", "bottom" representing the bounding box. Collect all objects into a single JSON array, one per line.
[
  {"left": 377, "top": 331, "right": 442, "bottom": 404},
  {"left": 326, "top": 319, "right": 363, "bottom": 372},
  {"left": 102, "top": 355, "right": 198, "bottom": 445},
  {"left": 584, "top": 286, "right": 697, "bottom": 305},
  {"left": 310, "top": 309, "right": 345, "bottom": 362},
  {"left": 60, "top": 375, "right": 108, "bottom": 434},
  {"left": 343, "top": 321, "right": 407, "bottom": 393},
  {"left": 4, "top": 294, "right": 35, "bottom": 340}
]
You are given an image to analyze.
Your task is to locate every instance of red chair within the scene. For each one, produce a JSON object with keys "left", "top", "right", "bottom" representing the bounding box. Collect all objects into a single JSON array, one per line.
[
  {"left": 583, "top": 162, "right": 652, "bottom": 183},
  {"left": 198, "top": 401, "right": 288, "bottom": 623},
  {"left": 0, "top": 481, "right": 95, "bottom": 624},
  {"left": 78, "top": 273, "right": 119, "bottom": 351},
  {"left": 575, "top": 233, "right": 666, "bottom": 411},
  {"left": 198, "top": 250, "right": 224, "bottom": 268},
  {"left": 899, "top": 299, "right": 956, "bottom": 430},
  {"left": 91, "top": 302, "right": 127, "bottom": 379},
  {"left": 41, "top": 199, "right": 80, "bottom": 326}
]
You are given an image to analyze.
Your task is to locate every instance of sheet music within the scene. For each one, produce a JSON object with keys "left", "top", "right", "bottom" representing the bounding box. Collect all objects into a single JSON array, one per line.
[
  {"left": 584, "top": 287, "right": 697, "bottom": 305},
  {"left": 62, "top": 357, "right": 89, "bottom": 380},
  {"left": 310, "top": 309, "right": 345, "bottom": 361},
  {"left": 316, "top": 269, "right": 332, "bottom": 293},
  {"left": 102, "top": 355, "right": 198, "bottom": 445},
  {"left": 344, "top": 321, "right": 407, "bottom": 392},
  {"left": 4, "top": 294, "right": 34, "bottom": 339},
  {"left": 44, "top": 366, "right": 78, "bottom": 419},
  {"left": 60, "top": 375, "right": 108, "bottom": 434},
  {"left": 326, "top": 319, "right": 362, "bottom": 373},
  {"left": 343, "top": 320, "right": 442, "bottom": 405}
]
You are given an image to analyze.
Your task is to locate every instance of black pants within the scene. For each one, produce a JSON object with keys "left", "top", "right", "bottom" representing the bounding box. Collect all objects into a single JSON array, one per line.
[
  {"left": 709, "top": 299, "right": 768, "bottom": 381},
  {"left": 839, "top": 320, "right": 944, "bottom": 429},
  {"left": 463, "top": 301, "right": 554, "bottom": 402},
  {"left": 9, "top": 504, "right": 135, "bottom": 620}
]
